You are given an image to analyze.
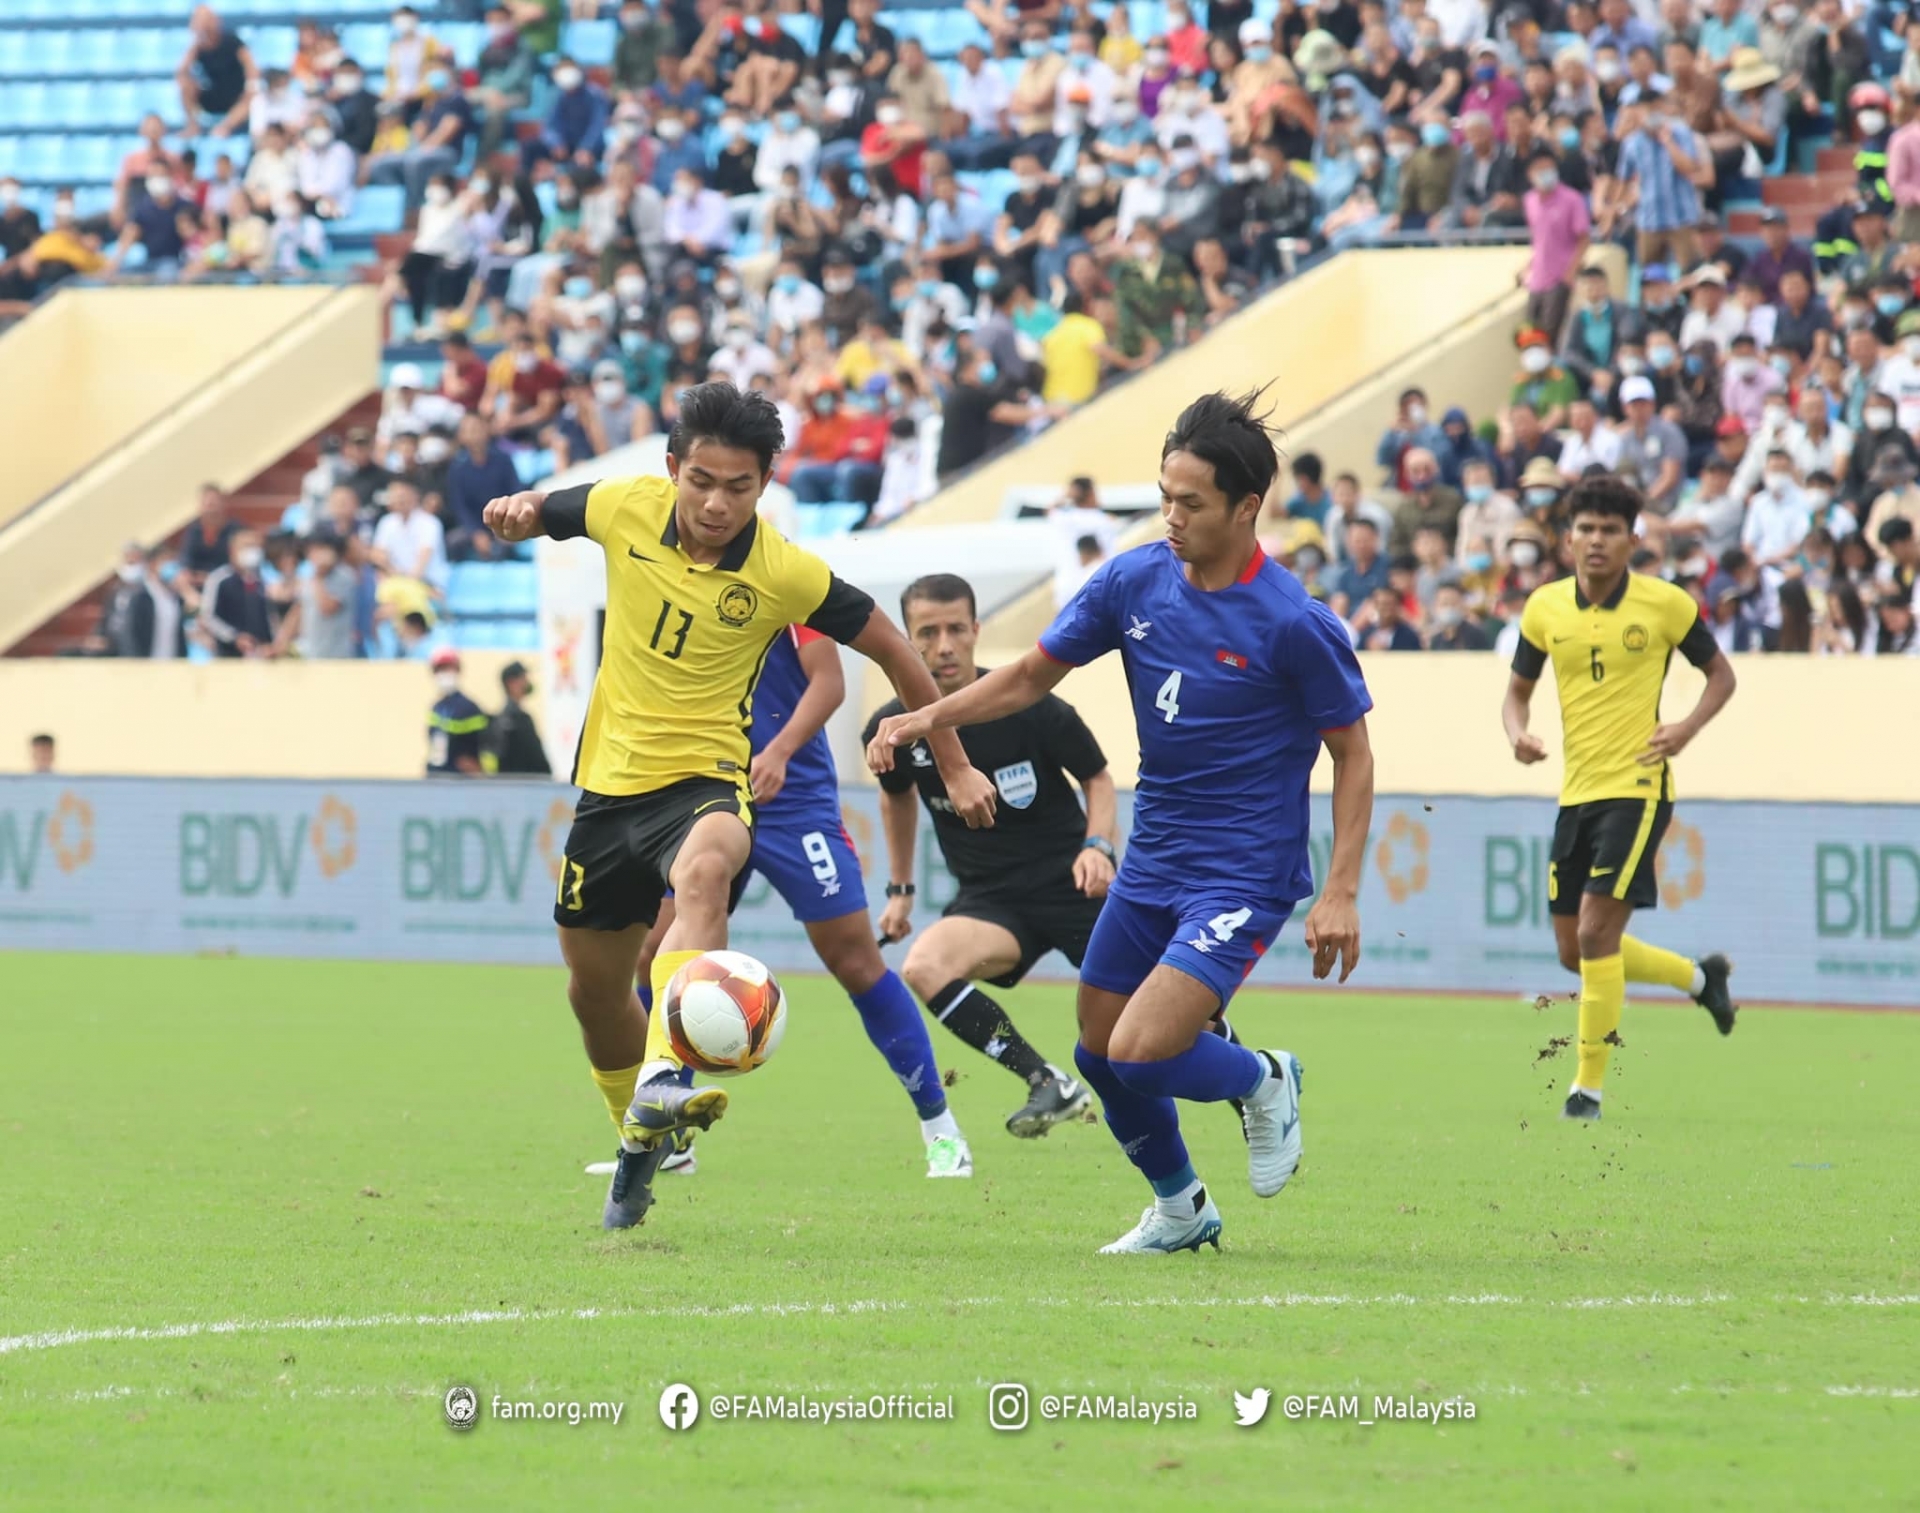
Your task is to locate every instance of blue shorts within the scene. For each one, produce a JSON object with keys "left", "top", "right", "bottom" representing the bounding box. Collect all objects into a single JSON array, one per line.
[
  {"left": 1079, "top": 884, "right": 1292, "bottom": 1009},
  {"left": 748, "top": 799, "right": 867, "bottom": 925}
]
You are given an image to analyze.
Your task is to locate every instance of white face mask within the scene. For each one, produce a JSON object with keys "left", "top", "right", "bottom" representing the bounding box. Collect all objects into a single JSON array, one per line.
[
  {"left": 555, "top": 67, "right": 584, "bottom": 90},
  {"left": 668, "top": 320, "right": 701, "bottom": 344},
  {"left": 1521, "top": 347, "right": 1551, "bottom": 374},
  {"left": 656, "top": 119, "right": 686, "bottom": 142},
  {"left": 147, "top": 176, "right": 174, "bottom": 198},
  {"left": 1130, "top": 239, "right": 1156, "bottom": 261},
  {"left": 424, "top": 184, "right": 451, "bottom": 206},
  {"left": 118, "top": 562, "right": 144, "bottom": 583},
  {"left": 1764, "top": 471, "right": 1792, "bottom": 496},
  {"left": 824, "top": 273, "right": 854, "bottom": 293},
  {"left": 235, "top": 547, "right": 264, "bottom": 572},
  {"left": 0, "top": 183, "right": 17, "bottom": 209},
  {"left": 392, "top": 14, "right": 416, "bottom": 35},
  {"left": 876, "top": 105, "right": 904, "bottom": 126},
  {"left": 434, "top": 670, "right": 461, "bottom": 694},
  {"left": 1406, "top": 402, "right": 1428, "bottom": 426},
  {"left": 1859, "top": 109, "right": 1888, "bottom": 134},
  {"left": 615, "top": 274, "right": 646, "bottom": 301},
  {"left": 725, "top": 328, "right": 751, "bottom": 350},
  {"left": 595, "top": 377, "right": 627, "bottom": 402},
  {"left": 1729, "top": 355, "right": 1759, "bottom": 378},
  {"left": 1867, "top": 407, "right": 1896, "bottom": 429}
]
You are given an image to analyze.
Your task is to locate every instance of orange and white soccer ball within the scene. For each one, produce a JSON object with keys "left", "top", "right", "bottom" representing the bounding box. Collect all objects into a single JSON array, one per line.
[{"left": 663, "top": 950, "right": 788, "bottom": 1076}]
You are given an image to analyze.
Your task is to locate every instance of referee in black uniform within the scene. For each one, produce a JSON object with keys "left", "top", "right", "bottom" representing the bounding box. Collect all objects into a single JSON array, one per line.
[{"left": 864, "top": 573, "right": 1117, "bottom": 1137}]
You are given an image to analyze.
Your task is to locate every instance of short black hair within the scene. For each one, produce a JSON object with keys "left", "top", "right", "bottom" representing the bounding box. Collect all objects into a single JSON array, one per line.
[
  {"left": 402, "top": 612, "right": 431, "bottom": 633},
  {"left": 668, "top": 381, "right": 786, "bottom": 475},
  {"left": 1161, "top": 387, "right": 1283, "bottom": 510},
  {"left": 900, "top": 573, "right": 977, "bottom": 622},
  {"left": 29, "top": 733, "right": 53, "bottom": 747},
  {"left": 1566, "top": 472, "right": 1642, "bottom": 527},
  {"left": 1292, "top": 451, "right": 1323, "bottom": 485},
  {"left": 1881, "top": 516, "right": 1916, "bottom": 547}
]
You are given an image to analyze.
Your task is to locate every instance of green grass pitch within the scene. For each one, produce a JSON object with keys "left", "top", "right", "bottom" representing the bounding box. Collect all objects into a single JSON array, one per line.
[{"left": 2, "top": 952, "right": 1917, "bottom": 1510}]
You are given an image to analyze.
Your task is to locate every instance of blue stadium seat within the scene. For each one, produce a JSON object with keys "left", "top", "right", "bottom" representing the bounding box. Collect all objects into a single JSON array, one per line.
[
  {"left": 338, "top": 23, "right": 390, "bottom": 70},
  {"left": 19, "top": 31, "right": 72, "bottom": 79},
  {"left": 94, "top": 82, "right": 144, "bottom": 129},
  {"left": 493, "top": 562, "right": 538, "bottom": 613},
  {"left": 512, "top": 448, "right": 556, "bottom": 486},
  {"left": 567, "top": 18, "right": 617, "bottom": 65},
  {"left": 15, "top": 136, "right": 68, "bottom": 184},
  {"left": 1128, "top": 0, "right": 1168, "bottom": 40},
  {"left": 334, "top": 182, "right": 406, "bottom": 235},
  {"left": 495, "top": 619, "right": 539, "bottom": 650},
  {"left": 70, "top": 135, "right": 120, "bottom": 182},
  {"left": 439, "top": 22, "right": 487, "bottom": 67},
  {"left": 776, "top": 12, "right": 821, "bottom": 53},
  {"left": 446, "top": 563, "right": 492, "bottom": 618},
  {"left": 249, "top": 27, "right": 300, "bottom": 71},
  {"left": 1, "top": 83, "right": 51, "bottom": 131},
  {"left": 797, "top": 503, "right": 868, "bottom": 539},
  {"left": 0, "top": 140, "right": 19, "bottom": 179},
  {"left": 0, "top": 33, "right": 25, "bottom": 80},
  {"left": 122, "top": 28, "right": 180, "bottom": 75}
]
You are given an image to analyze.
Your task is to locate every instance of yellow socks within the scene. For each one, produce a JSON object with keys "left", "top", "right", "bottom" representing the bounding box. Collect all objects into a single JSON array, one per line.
[
  {"left": 1574, "top": 952, "right": 1626, "bottom": 1095},
  {"left": 640, "top": 949, "right": 704, "bottom": 1075},
  {"left": 1621, "top": 935, "right": 1699, "bottom": 994},
  {"left": 590, "top": 1063, "right": 643, "bottom": 1135}
]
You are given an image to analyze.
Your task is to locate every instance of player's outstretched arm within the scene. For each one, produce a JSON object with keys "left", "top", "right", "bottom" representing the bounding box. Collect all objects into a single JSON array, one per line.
[
  {"left": 1502, "top": 672, "right": 1549, "bottom": 764},
  {"left": 482, "top": 489, "right": 553, "bottom": 543},
  {"left": 1641, "top": 650, "right": 1736, "bottom": 765},
  {"left": 1304, "top": 718, "right": 1374, "bottom": 984},
  {"left": 876, "top": 786, "right": 920, "bottom": 942},
  {"left": 845, "top": 608, "right": 998, "bottom": 829},
  {"left": 865, "top": 647, "right": 1068, "bottom": 773}
]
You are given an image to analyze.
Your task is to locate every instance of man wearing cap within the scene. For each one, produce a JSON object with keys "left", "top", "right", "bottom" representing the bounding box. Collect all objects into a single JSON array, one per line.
[
  {"left": 1839, "top": 198, "right": 1897, "bottom": 293},
  {"left": 1677, "top": 264, "right": 1743, "bottom": 353},
  {"left": 1745, "top": 206, "right": 1814, "bottom": 301},
  {"left": 1616, "top": 91, "right": 1705, "bottom": 270},
  {"left": 1460, "top": 41, "right": 1522, "bottom": 130},
  {"left": 427, "top": 649, "right": 488, "bottom": 777},
  {"left": 1615, "top": 375, "right": 1689, "bottom": 510},
  {"left": 489, "top": 659, "right": 552, "bottom": 776},
  {"left": 377, "top": 360, "right": 462, "bottom": 447},
  {"left": 1511, "top": 328, "right": 1579, "bottom": 430}
]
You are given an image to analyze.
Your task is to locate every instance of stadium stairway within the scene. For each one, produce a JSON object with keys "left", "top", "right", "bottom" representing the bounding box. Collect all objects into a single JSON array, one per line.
[
  {"left": 1732, "top": 144, "right": 1854, "bottom": 240},
  {"left": 6, "top": 392, "right": 382, "bottom": 657}
]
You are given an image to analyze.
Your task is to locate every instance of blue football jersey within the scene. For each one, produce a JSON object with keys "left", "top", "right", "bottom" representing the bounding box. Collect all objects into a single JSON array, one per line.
[
  {"left": 1039, "top": 542, "right": 1372, "bottom": 903},
  {"left": 748, "top": 625, "right": 841, "bottom": 809}
]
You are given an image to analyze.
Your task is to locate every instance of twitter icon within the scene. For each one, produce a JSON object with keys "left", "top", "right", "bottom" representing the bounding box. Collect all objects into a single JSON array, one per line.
[{"left": 1233, "top": 1388, "right": 1271, "bottom": 1427}]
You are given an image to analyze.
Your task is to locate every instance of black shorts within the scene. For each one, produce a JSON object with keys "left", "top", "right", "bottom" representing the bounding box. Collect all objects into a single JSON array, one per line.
[
  {"left": 944, "top": 879, "right": 1105, "bottom": 988},
  {"left": 554, "top": 777, "right": 752, "bottom": 932},
  {"left": 1548, "top": 797, "right": 1673, "bottom": 917}
]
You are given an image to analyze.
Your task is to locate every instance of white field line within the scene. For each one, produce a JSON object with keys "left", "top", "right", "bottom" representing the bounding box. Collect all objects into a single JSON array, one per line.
[{"left": 4, "top": 1292, "right": 1915, "bottom": 1360}]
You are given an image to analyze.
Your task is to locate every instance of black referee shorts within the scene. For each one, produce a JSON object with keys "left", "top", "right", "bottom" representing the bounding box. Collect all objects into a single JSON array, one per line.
[
  {"left": 944, "top": 878, "right": 1106, "bottom": 987},
  {"left": 1548, "top": 797, "right": 1673, "bottom": 917},
  {"left": 554, "top": 777, "right": 753, "bottom": 932}
]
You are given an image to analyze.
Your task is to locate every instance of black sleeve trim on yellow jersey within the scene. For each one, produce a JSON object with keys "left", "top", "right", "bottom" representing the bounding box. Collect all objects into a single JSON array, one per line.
[
  {"left": 1677, "top": 613, "right": 1718, "bottom": 669},
  {"left": 1511, "top": 636, "right": 1547, "bottom": 680},
  {"left": 542, "top": 483, "right": 595, "bottom": 541},
  {"left": 805, "top": 574, "right": 877, "bottom": 644}
]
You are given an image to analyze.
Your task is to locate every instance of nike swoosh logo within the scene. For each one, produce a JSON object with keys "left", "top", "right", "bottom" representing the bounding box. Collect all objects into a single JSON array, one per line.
[
  {"left": 693, "top": 799, "right": 730, "bottom": 816},
  {"left": 1590, "top": 866, "right": 1615, "bottom": 877},
  {"left": 627, "top": 546, "right": 658, "bottom": 563},
  {"left": 1552, "top": 635, "right": 1575, "bottom": 644},
  {"left": 636, "top": 1098, "right": 668, "bottom": 1114}
]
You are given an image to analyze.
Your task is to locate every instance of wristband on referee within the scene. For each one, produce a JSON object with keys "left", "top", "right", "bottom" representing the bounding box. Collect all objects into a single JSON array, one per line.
[
  {"left": 1081, "top": 837, "right": 1117, "bottom": 863},
  {"left": 885, "top": 882, "right": 916, "bottom": 898}
]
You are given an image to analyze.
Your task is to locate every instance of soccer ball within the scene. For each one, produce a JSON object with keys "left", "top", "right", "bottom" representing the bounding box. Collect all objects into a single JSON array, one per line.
[{"left": 663, "top": 950, "right": 788, "bottom": 1077}]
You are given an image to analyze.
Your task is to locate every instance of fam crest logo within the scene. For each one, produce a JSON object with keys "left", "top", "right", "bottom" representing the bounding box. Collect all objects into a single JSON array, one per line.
[
  {"left": 717, "top": 583, "right": 759, "bottom": 627},
  {"left": 48, "top": 791, "right": 95, "bottom": 874},
  {"left": 1656, "top": 819, "right": 1705, "bottom": 909},
  {"left": 1623, "top": 624, "right": 1650, "bottom": 653},
  {"left": 1374, "top": 811, "right": 1429, "bottom": 904}
]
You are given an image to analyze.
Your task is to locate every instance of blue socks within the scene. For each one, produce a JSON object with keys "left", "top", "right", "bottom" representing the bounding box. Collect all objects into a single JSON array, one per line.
[
  {"left": 1111, "top": 1034, "right": 1266, "bottom": 1103},
  {"left": 853, "top": 971, "right": 948, "bottom": 1118},
  {"left": 1073, "top": 1042, "right": 1190, "bottom": 1183}
]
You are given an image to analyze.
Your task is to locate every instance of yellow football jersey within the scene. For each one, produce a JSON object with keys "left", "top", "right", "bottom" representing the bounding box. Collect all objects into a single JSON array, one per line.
[
  {"left": 545, "top": 474, "right": 874, "bottom": 797},
  {"left": 1513, "top": 572, "right": 1718, "bottom": 806}
]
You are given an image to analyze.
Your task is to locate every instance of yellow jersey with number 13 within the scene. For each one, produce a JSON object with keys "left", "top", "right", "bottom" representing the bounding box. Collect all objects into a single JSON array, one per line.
[
  {"left": 543, "top": 474, "right": 875, "bottom": 798},
  {"left": 1512, "top": 572, "right": 1719, "bottom": 807}
]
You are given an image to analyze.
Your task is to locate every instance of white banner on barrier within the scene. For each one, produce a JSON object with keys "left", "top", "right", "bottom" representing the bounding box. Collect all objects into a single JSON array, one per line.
[{"left": 0, "top": 777, "right": 1913, "bottom": 1006}]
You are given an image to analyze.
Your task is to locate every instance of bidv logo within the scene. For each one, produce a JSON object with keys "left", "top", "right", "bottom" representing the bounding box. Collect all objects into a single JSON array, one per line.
[
  {"left": 1373, "top": 811, "right": 1430, "bottom": 904},
  {"left": 0, "top": 791, "right": 96, "bottom": 891},
  {"left": 179, "top": 796, "right": 356, "bottom": 898},
  {"left": 402, "top": 798, "right": 572, "bottom": 904},
  {"left": 1656, "top": 819, "right": 1705, "bottom": 910}
]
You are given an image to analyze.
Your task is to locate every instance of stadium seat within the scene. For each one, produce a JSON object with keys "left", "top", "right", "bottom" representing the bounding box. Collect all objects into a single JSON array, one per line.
[
  {"left": 334, "top": 183, "right": 406, "bottom": 236},
  {"left": 1, "top": 83, "right": 51, "bottom": 131},
  {"left": 776, "top": 13, "right": 821, "bottom": 53},
  {"left": 566, "top": 18, "right": 617, "bottom": 65},
  {"left": 796, "top": 503, "right": 868, "bottom": 539},
  {"left": 94, "top": 82, "right": 144, "bottom": 130},
  {"left": 249, "top": 27, "right": 299, "bottom": 71},
  {"left": 122, "top": 28, "right": 179, "bottom": 75},
  {"left": 493, "top": 562, "right": 538, "bottom": 613},
  {"left": 0, "top": 140, "right": 18, "bottom": 179},
  {"left": 69, "top": 135, "right": 119, "bottom": 182},
  {"left": 339, "top": 23, "right": 390, "bottom": 69},
  {"left": 446, "top": 563, "right": 492, "bottom": 619},
  {"left": 14, "top": 136, "right": 68, "bottom": 185},
  {"left": 438, "top": 22, "right": 487, "bottom": 66}
]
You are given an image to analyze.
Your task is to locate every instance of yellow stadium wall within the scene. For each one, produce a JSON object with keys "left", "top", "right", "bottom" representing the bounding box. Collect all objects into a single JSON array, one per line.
[
  {"left": 897, "top": 246, "right": 1531, "bottom": 532},
  {"left": 0, "top": 286, "right": 359, "bottom": 534},
  {"left": 0, "top": 651, "right": 538, "bottom": 780},
  {"left": 0, "top": 285, "right": 384, "bottom": 653},
  {"left": 3, "top": 654, "right": 1915, "bottom": 803}
]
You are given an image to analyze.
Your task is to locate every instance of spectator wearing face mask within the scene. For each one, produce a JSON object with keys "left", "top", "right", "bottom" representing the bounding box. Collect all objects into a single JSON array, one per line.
[
  {"left": 1874, "top": 308, "right": 1920, "bottom": 434},
  {"left": 1111, "top": 219, "right": 1206, "bottom": 366},
  {"left": 1455, "top": 457, "right": 1521, "bottom": 563},
  {"left": 1560, "top": 265, "right": 1625, "bottom": 381},
  {"left": 1743, "top": 450, "right": 1814, "bottom": 574},
  {"left": 249, "top": 67, "right": 312, "bottom": 144},
  {"left": 1510, "top": 327, "right": 1578, "bottom": 432},
  {"left": 200, "top": 528, "right": 275, "bottom": 658},
  {"left": 325, "top": 58, "right": 378, "bottom": 157},
  {"left": 87, "top": 544, "right": 184, "bottom": 659},
  {"left": 527, "top": 58, "right": 609, "bottom": 173},
  {"left": 1864, "top": 445, "right": 1920, "bottom": 552},
  {"left": 1519, "top": 149, "right": 1591, "bottom": 342},
  {"left": 1390, "top": 446, "right": 1464, "bottom": 552},
  {"left": 269, "top": 531, "right": 361, "bottom": 660},
  {"left": 110, "top": 172, "right": 199, "bottom": 279},
  {"left": 1720, "top": 332, "right": 1784, "bottom": 431},
  {"left": 472, "top": 5, "right": 538, "bottom": 157},
  {"left": 363, "top": 61, "right": 473, "bottom": 214},
  {"left": 944, "top": 44, "right": 1016, "bottom": 170},
  {"left": 865, "top": 94, "right": 931, "bottom": 200},
  {"left": 1377, "top": 387, "right": 1451, "bottom": 490},
  {"left": 1425, "top": 581, "right": 1489, "bottom": 649},
  {"left": 1615, "top": 375, "right": 1689, "bottom": 511},
  {"left": 294, "top": 120, "right": 356, "bottom": 219},
  {"left": 426, "top": 649, "right": 487, "bottom": 775},
  {"left": 492, "top": 331, "right": 567, "bottom": 440},
  {"left": 1396, "top": 119, "right": 1459, "bottom": 232}
]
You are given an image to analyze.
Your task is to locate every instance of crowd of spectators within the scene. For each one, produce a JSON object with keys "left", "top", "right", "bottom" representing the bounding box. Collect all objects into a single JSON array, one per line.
[{"left": 23, "top": 0, "right": 1920, "bottom": 664}]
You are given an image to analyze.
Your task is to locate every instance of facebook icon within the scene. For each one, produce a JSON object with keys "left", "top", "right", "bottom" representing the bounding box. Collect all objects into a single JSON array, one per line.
[{"left": 658, "top": 1383, "right": 700, "bottom": 1431}]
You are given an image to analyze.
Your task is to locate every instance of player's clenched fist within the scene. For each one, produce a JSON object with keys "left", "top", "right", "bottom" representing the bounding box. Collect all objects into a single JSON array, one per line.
[
  {"left": 484, "top": 491, "right": 546, "bottom": 542},
  {"left": 865, "top": 710, "right": 928, "bottom": 774},
  {"left": 943, "top": 764, "right": 997, "bottom": 830}
]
